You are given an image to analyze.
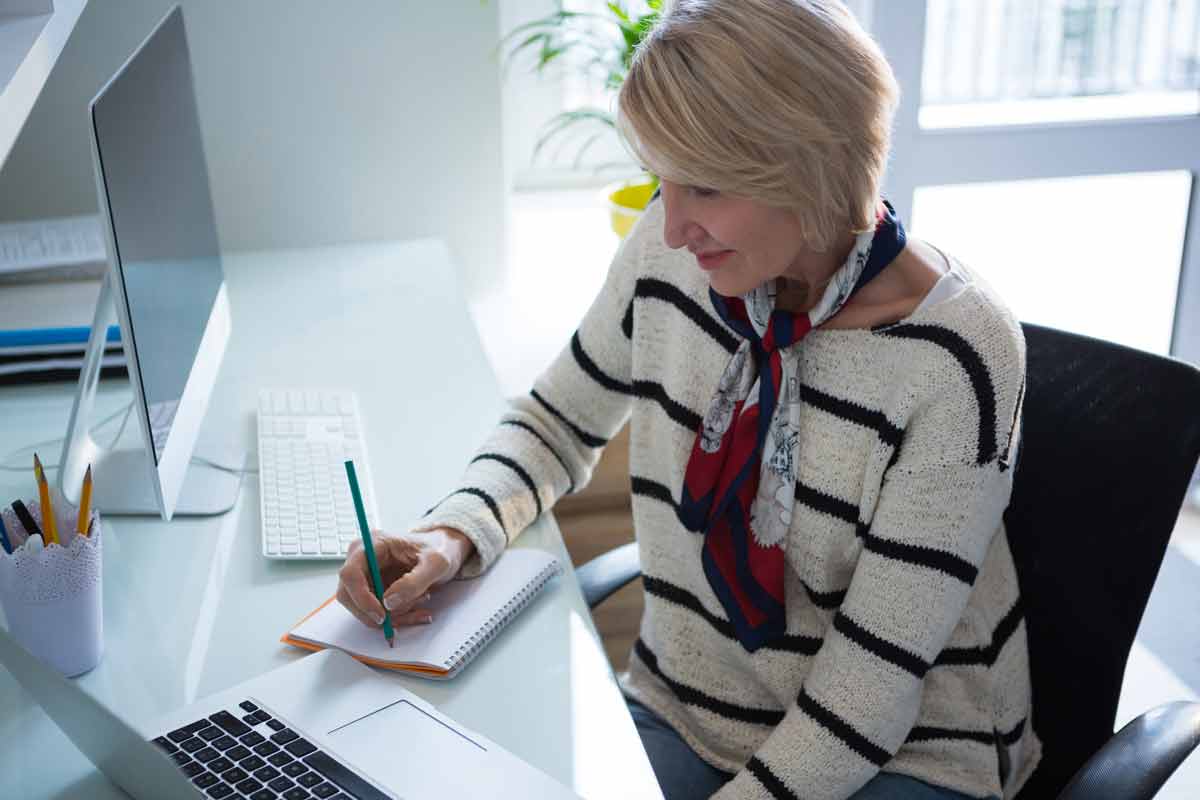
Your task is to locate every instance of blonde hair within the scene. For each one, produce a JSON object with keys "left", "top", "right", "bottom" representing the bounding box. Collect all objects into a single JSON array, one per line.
[{"left": 617, "top": 0, "right": 899, "bottom": 250}]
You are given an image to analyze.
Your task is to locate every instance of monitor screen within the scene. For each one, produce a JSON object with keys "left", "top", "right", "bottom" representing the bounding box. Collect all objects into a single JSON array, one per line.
[{"left": 90, "top": 8, "right": 222, "bottom": 465}]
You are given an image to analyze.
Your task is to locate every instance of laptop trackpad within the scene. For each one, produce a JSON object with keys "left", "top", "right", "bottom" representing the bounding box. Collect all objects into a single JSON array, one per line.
[{"left": 327, "top": 699, "right": 504, "bottom": 796}]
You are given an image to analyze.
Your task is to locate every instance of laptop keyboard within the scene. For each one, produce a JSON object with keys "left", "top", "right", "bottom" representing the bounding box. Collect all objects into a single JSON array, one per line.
[{"left": 152, "top": 699, "right": 389, "bottom": 799}]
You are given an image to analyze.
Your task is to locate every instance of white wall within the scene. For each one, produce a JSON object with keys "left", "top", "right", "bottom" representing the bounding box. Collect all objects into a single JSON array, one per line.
[{"left": 0, "top": 1, "right": 507, "bottom": 301}]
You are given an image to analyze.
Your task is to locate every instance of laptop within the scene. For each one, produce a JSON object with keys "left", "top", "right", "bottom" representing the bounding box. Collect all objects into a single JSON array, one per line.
[{"left": 0, "top": 624, "right": 579, "bottom": 799}]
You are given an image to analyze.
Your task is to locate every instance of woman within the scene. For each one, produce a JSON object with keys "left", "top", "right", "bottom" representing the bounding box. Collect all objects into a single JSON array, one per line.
[{"left": 336, "top": 1, "right": 1041, "bottom": 798}]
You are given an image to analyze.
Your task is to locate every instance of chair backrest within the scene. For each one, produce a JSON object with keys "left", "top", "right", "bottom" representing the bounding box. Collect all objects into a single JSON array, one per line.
[{"left": 1006, "top": 323, "right": 1200, "bottom": 798}]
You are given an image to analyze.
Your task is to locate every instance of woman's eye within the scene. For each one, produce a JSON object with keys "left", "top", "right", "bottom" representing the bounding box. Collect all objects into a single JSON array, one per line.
[{"left": 691, "top": 186, "right": 718, "bottom": 198}]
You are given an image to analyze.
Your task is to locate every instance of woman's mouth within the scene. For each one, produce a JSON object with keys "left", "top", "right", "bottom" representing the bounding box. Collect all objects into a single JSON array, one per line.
[{"left": 696, "top": 250, "right": 734, "bottom": 270}]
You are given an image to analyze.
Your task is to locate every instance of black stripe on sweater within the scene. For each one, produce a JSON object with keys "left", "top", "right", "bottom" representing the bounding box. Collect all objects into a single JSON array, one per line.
[
  {"left": 468, "top": 453, "right": 542, "bottom": 516},
  {"left": 530, "top": 388, "right": 608, "bottom": 449},
  {"left": 936, "top": 598, "right": 1025, "bottom": 667},
  {"left": 798, "top": 384, "right": 904, "bottom": 451},
  {"left": 873, "top": 323, "right": 999, "bottom": 465},
  {"left": 796, "top": 688, "right": 891, "bottom": 766},
  {"left": 631, "top": 476, "right": 703, "bottom": 532},
  {"left": 1001, "top": 717, "right": 1026, "bottom": 745},
  {"left": 803, "top": 584, "right": 847, "bottom": 610},
  {"left": 745, "top": 757, "right": 799, "bottom": 800},
  {"left": 794, "top": 480, "right": 859, "bottom": 525},
  {"left": 631, "top": 475, "right": 676, "bottom": 507},
  {"left": 499, "top": 419, "right": 576, "bottom": 494},
  {"left": 634, "top": 278, "right": 739, "bottom": 354},
  {"left": 635, "top": 638, "right": 786, "bottom": 726},
  {"left": 643, "top": 575, "right": 821, "bottom": 656},
  {"left": 906, "top": 725, "right": 995, "bottom": 746},
  {"left": 857, "top": 524, "right": 979, "bottom": 586},
  {"left": 424, "top": 487, "right": 505, "bottom": 535},
  {"left": 906, "top": 717, "right": 1026, "bottom": 748},
  {"left": 632, "top": 380, "right": 703, "bottom": 432},
  {"left": 571, "top": 331, "right": 632, "bottom": 395},
  {"left": 834, "top": 613, "right": 930, "bottom": 679}
]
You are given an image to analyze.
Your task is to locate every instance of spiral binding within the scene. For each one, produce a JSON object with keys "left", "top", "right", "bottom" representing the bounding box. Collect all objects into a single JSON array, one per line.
[{"left": 445, "top": 561, "right": 561, "bottom": 672}]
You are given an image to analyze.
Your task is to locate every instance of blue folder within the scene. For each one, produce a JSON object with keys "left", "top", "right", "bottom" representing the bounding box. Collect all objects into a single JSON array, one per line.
[{"left": 0, "top": 325, "right": 121, "bottom": 349}]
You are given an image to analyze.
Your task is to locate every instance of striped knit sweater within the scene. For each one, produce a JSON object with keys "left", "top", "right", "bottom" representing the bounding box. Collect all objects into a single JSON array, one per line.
[{"left": 414, "top": 198, "right": 1042, "bottom": 800}]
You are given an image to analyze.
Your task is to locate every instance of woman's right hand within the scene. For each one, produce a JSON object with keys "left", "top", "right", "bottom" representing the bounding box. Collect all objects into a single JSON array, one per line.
[{"left": 336, "top": 527, "right": 476, "bottom": 630}]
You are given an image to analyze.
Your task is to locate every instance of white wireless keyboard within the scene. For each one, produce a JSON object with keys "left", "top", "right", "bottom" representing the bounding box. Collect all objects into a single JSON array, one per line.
[{"left": 256, "top": 389, "right": 380, "bottom": 560}]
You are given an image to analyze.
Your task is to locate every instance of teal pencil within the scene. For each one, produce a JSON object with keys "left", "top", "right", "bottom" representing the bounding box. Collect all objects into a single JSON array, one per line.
[{"left": 344, "top": 460, "right": 394, "bottom": 648}]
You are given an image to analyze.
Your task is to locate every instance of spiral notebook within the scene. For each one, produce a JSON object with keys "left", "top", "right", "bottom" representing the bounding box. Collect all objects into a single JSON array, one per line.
[{"left": 281, "top": 549, "right": 562, "bottom": 679}]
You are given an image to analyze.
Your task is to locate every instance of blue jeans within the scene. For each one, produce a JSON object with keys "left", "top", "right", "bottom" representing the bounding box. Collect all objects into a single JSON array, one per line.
[{"left": 627, "top": 697, "right": 991, "bottom": 800}]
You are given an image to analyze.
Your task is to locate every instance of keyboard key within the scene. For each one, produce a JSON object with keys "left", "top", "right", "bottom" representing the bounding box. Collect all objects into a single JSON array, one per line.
[
  {"left": 285, "top": 738, "right": 317, "bottom": 758},
  {"left": 168, "top": 720, "right": 211, "bottom": 742},
  {"left": 207, "top": 757, "right": 233, "bottom": 774},
  {"left": 268, "top": 751, "right": 293, "bottom": 768},
  {"left": 170, "top": 751, "right": 192, "bottom": 766},
  {"left": 311, "top": 783, "right": 340, "bottom": 799},
  {"left": 242, "top": 730, "right": 266, "bottom": 747},
  {"left": 245, "top": 709, "right": 272, "bottom": 725},
  {"left": 198, "top": 726, "right": 224, "bottom": 742},
  {"left": 206, "top": 783, "right": 235, "bottom": 798},
  {"left": 226, "top": 744, "right": 252, "bottom": 761},
  {"left": 250, "top": 790, "right": 276, "bottom": 800},
  {"left": 297, "top": 770, "right": 324, "bottom": 787},
  {"left": 271, "top": 728, "right": 299, "bottom": 745},
  {"left": 266, "top": 718, "right": 287, "bottom": 732},
  {"left": 193, "top": 772, "right": 219, "bottom": 789},
  {"left": 239, "top": 754, "right": 265, "bottom": 771},
  {"left": 152, "top": 736, "right": 178, "bottom": 754},
  {"left": 254, "top": 765, "right": 281, "bottom": 782},
  {"left": 239, "top": 700, "right": 259, "bottom": 713},
  {"left": 282, "top": 761, "right": 308, "bottom": 778},
  {"left": 210, "top": 710, "right": 252, "bottom": 738},
  {"left": 180, "top": 737, "right": 207, "bottom": 753},
  {"left": 221, "top": 766, "right": 249, "bottom": 784},
  {"left": 236, "top": 777, "right": 264, "bottom": 795},
  {"left": 182, "top": 762, "right": 205, "bottom": 778},
  {"left": 213, "top": 735, "right": 237, "bottom": 750},
  {"left": 269, "top": 775, "right": 296, "bottom": 793},
  {"left": 254, "top": 741, "right": 280, "bottom": 757},
  {"left": 282, "top": 788, "right": 311, "bottom": 800},
  {"left": 194, "top": 747, "right": 220, "bottom": 763}
]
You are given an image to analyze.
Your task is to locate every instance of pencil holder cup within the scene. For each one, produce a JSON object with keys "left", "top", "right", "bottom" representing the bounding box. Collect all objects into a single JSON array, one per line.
[{"left": 0, "top": 499, "right": 103, "bottom": 677}]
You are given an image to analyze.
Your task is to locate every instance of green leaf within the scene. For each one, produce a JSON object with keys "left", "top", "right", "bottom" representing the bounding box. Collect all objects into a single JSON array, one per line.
[
  {"left": 606, "top": 2, "right": 629, "bottom": 23},
  {"left": 533, "top": 108, "right": 617, "bottom": 162}
]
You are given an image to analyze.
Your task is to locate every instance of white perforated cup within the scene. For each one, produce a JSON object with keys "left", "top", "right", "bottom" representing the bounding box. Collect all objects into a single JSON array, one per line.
[{"left": 0, "top": 498, "right": 103, "bottom": 677}]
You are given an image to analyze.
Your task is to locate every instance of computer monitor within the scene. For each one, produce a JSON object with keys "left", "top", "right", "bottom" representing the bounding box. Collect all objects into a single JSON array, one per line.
[{"left": 57, "top": 5, "right": 240, "bottom": 518}]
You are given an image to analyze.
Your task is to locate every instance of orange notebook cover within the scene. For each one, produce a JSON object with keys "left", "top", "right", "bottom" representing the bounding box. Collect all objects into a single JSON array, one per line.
[{"left": 281, "top": 549, "right": 561, "bottom": 680}]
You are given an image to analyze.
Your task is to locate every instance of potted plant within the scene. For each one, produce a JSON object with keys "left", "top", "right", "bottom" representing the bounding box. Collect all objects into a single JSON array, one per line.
[{"left": 500, "top": 1, "right": 662, "bottom": 238}]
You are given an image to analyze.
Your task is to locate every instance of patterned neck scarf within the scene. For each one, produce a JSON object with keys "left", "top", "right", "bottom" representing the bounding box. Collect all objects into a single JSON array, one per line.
[{"left": 679, "top": 200, "right": 906, "bottom": 651}]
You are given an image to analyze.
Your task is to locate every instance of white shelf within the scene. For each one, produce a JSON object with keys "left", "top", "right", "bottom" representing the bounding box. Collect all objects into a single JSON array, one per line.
[{"left": 0, "top": 0, "right": 86, "bottom": 173}]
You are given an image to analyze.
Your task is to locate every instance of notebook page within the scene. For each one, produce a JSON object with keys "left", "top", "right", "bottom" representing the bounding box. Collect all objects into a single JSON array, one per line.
[{"left": 291, "top": 549, "right": 559, "bottom": 670}]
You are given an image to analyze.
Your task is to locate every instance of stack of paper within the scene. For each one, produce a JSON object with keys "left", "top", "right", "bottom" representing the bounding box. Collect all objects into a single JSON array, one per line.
[{"left": 0, "top": 279, "right": 125, "bottom": 385}]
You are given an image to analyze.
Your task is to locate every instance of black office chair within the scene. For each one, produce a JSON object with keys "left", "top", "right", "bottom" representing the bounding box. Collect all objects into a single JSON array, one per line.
[{"left": 576, "top": 322, "right": 1200, "bottom": 799}]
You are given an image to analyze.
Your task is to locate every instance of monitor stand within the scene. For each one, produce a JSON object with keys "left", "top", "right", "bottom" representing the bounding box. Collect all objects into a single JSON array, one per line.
[{"left": 57, "top": 272, "right": 243, "bottom": 517}]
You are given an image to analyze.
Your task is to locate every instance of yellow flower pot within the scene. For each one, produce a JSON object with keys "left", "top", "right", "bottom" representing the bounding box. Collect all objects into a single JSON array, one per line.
[{"left": 607, "top": 179, "right": 658, "bottom": 239}]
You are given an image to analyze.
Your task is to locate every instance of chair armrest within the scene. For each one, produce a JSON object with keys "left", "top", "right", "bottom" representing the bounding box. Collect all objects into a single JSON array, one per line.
[
  {"left": 576, "top": 541, "right": 641, "bottom": 609},
  {"left": 1057, "top": 701, "right": 1200, "bottom": 800}
]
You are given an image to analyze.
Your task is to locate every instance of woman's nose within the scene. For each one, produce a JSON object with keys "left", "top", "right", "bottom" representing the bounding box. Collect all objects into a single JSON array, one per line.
[{"left": 661, "top": 188, "right": 700, "bottom": 250}]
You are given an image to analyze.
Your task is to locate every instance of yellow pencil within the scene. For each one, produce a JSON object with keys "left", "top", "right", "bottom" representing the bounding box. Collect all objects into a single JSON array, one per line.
[
  {"left": 77, "top": 464, "right": 93, "bottom": 538},
  {"left": 33, "top": 453, "right": 58, "bottom": 546}
]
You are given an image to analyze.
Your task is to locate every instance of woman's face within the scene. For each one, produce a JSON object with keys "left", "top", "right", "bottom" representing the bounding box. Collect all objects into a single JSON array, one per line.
[{"left": 659, "top": 178, "right": 811, "bottom": 298}]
